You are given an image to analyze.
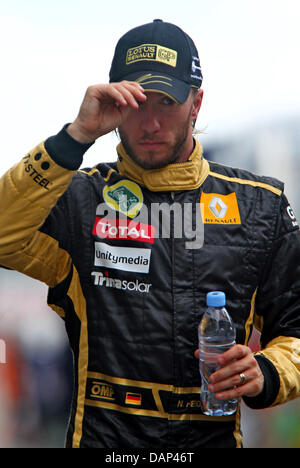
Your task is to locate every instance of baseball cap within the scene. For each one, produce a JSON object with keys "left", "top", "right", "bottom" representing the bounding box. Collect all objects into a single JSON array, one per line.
[{"left": 109, "top": 19, "right": 203, "bottom": 104}]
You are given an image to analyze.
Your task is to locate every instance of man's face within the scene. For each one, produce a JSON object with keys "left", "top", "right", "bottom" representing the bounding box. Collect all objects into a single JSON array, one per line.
[{"left": 118, "top": 89, "right": 203, "bottom": 170}]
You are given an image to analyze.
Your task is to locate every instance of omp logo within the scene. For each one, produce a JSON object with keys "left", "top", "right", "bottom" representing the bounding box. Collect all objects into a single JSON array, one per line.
[
  {"left": 94, "top": 243, "right": 151, "bottom": 273},
  {"left": 201, "top": 192, "right": 241, "bottom": 225},
  {"left": 90, "top": 380, "right": 115, "bottom": 401},
  {"left": 103, "top": 180, "right": 143, "bottom": 219},
  {"left": 126, "top": 44, "right": 177, "bottom": 67},
  {"left": 93, "top": 217, "right": 155, "bottom": 244}
]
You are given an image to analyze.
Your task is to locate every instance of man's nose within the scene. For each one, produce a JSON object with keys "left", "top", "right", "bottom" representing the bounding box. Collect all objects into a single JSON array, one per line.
[{"left": 140, "top": 109, "right": 161, "bottom": 134}]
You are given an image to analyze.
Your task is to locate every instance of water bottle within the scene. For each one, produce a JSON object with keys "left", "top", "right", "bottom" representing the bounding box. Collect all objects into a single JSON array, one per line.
[{"left": 198, "top": 291, "right": 238, "bottom": 416}]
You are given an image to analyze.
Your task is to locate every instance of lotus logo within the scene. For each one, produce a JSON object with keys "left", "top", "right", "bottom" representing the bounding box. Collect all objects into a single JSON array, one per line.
[
  {"left": 103, "top": 180, "right": 143, "bottom": 219},
  {"left": 209, "top": 197, "right": 228, "bottom": 218},
  {"left": 107, "top": 186, "right": 139, "bottom": 213}
]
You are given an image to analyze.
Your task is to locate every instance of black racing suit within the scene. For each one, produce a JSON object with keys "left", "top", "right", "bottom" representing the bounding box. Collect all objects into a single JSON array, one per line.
[{"left": 0, "top": 126, "right": 300, "bottom": 448}]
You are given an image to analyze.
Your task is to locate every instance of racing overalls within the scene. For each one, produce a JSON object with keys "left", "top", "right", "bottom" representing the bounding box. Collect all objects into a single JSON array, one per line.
[{"left": 0, "top": 126, "right": 300, "bottom": 448}]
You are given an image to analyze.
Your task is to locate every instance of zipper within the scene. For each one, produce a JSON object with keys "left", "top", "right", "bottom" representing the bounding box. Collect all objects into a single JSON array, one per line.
[{"left": 169, "top": 189, "right": 176, "bottom": 445}]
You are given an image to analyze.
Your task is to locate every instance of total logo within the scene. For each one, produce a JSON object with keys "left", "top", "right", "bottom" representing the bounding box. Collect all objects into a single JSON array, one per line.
[
  {"left": 93, "top": 217, "right": 155, "bottom": 244},
  {"left": 91, "top": 271, "right": 152, "bottom": 294}
]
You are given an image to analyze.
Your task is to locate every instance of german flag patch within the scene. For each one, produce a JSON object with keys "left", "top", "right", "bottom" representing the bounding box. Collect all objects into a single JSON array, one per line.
[{"left": 125, "top": 392, "right": 142, "bottom": 406}]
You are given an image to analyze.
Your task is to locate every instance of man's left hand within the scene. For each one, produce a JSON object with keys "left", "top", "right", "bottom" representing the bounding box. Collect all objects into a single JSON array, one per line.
[{"left": 195, "top": 344, "right": 264, "bottom": 399}]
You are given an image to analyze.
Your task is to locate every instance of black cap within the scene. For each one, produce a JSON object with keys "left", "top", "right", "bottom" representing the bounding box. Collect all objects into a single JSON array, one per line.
[{"left": 109, "top": 20, "right": 203, "bottom": 104}]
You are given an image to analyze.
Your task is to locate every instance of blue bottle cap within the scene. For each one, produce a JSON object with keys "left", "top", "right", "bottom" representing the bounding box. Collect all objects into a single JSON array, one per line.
[{"left": 206, "top": 291, "right": 226, "bottom": 307}]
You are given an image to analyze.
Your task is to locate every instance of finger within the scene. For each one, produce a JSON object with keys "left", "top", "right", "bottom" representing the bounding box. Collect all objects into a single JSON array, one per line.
[
  {"left": 209, "top": 366, "right": 257, "bottom": 393},
  {"left": 120, "top": 80, "right": 145, "bottom": 94},
  {"left": 210, "top": 361, "right": 264, "bottom": 399},
  {"left": 217, "top": 344, "right": 251, "bottom": 367},
  {"left": 105, "top": 85, "right": 132, "bottom": 107},
  {"left": 213, "top": 369, "right": 264, "bottom": 399},
  {"left": 112, "top": 82, "right": 147, "bottom": 108},
  {"left": 213, "top": 380, "right": 255, "bottom": 400},
  {"left": 210, "top": 353, "right": 256, "bottom": 384}
]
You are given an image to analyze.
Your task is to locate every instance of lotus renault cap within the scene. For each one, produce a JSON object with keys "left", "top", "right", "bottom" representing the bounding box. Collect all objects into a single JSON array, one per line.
[{"left": 109, "top": 19, "right": 203, "bottom": 104}]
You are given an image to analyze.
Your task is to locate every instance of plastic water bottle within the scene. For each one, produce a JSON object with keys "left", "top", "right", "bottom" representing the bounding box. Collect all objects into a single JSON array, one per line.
[{"left": 198, "top": 291, "right": 238, "bottom": 416}]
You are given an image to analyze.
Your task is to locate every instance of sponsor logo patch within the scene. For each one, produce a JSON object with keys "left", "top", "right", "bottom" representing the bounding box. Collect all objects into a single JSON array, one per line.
[
  {"left": 200, "top": 192, "right": 241, "bottom": 225},
  {"left": 103, "top": 180, "right": 143, "bottom": 219},
  {"left": 93, "top": 217, "right": 155, "bottom": 244},
  {"left": 91, "top": 271, "right": 152, "bottom": 293},
  {"left": 94, "top": 243, "right": 151, "bottom": 273},
  {"left": 286, "top": 205, "right": 299, "bottom": 228},
  {"left": 23, "top": 153, "right": 52, "bottom": 190},
  {"left": 89, "top": 380, "right": 115, "bottom": 402},
  {"left": 126, "top": 44, "right": 177, "bottom": 68}
]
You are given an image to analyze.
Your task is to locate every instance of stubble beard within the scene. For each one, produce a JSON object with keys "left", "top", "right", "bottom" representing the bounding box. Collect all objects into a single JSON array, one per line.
[{"left": 118, "top": 114, "right": 192, "bottom": 170}]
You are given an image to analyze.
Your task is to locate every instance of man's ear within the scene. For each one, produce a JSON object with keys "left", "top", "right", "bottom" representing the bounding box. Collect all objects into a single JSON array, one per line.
[{"left": 191, "top": 89, "right": 204, "bottom": 123}]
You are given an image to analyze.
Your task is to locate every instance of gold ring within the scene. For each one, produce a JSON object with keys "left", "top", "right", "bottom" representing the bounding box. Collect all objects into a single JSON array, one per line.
[{"left": 239, "top": 373, "right": 246, "bottom": 385}]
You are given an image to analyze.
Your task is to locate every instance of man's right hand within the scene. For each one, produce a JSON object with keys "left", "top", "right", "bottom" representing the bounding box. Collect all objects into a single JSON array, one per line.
[{"left": 67, "top": 81, "right": 146, "bottom": 144}]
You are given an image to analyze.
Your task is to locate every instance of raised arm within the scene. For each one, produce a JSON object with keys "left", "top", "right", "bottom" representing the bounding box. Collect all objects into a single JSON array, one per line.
[{"left": 0, "top": 82, "right": 146, "bottom": 286}]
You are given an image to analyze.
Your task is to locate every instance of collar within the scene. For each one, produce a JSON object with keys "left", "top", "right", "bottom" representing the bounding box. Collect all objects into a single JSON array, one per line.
[{"left": 116, "top": 139, "right": 209, "bottom": 191}]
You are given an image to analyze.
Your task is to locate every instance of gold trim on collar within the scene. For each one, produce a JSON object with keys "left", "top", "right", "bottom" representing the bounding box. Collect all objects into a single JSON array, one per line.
[{"left": 116, "top": 139, "right": 209, "bottom": 192}]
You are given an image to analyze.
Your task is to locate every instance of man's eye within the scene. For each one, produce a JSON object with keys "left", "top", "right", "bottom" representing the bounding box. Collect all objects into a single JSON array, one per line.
[{"left": 162, "top": 97, "right": 175, "bottom": 106}]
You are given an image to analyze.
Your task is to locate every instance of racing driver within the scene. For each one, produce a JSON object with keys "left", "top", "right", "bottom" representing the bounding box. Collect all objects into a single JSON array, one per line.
[{"left": 0, "top": 20, "right": 300, "bottom": 448}]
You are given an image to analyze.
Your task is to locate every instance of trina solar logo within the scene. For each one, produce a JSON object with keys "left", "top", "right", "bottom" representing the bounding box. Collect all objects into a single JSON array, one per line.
[
  {"left": 91, "top": 271, "right": 152, "bottom": 293},
  {"left": 200, "top": 192, "right": 241, "bottom": 224}
]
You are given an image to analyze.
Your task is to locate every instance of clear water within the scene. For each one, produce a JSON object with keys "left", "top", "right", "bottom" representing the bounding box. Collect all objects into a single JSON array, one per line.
[{"left": 199, "top": 343, "right": 238, "bottom": 416}]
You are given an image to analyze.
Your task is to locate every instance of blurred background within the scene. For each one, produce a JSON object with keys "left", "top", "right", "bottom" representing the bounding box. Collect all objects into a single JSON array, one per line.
[{"left": 0, "top": 0, "right": 300, "bottom": 448}]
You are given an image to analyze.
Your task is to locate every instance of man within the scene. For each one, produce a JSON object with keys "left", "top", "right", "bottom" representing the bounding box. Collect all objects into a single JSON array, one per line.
[{"left": 0, "top": 19, "right": 300, "bottom": 449}]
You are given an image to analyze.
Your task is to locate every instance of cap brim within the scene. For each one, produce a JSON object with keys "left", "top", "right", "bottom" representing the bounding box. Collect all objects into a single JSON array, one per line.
[{"left": 120, "top": 71, "right": 191, "bottom": 104}]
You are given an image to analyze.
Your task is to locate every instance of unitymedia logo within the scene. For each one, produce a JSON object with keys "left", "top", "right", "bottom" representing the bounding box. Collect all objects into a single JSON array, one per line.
[{"left": 94, "top": 243, "right": 151, "bottom": 273}]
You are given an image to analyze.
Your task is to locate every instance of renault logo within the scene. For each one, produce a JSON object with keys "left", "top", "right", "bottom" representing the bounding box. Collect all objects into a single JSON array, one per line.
[
  {"left": 201, "top": 192, "right": 241, "bottom": 225},
  {"left": 209, "top": 197, "right": 228, "bottom": 218}
]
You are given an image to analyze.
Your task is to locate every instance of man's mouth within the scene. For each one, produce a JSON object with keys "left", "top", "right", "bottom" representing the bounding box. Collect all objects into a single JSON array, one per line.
[{"left": 138, "top": 141, "right": 166, "bottom": 148}]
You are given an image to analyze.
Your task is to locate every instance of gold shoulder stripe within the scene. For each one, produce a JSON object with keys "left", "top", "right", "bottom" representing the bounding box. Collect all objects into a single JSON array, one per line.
[
  {"left": 78, "top": 168, "right": 99, "bottom": 177},
  {"left": 79, "top": 167, "right": 117, "bottom": 182},
  {"left": 104, "top": 168, "right": 116, "bottom": 182},
  {"left": 209, "top": 171, "right": 282, "bottom": 196}
]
